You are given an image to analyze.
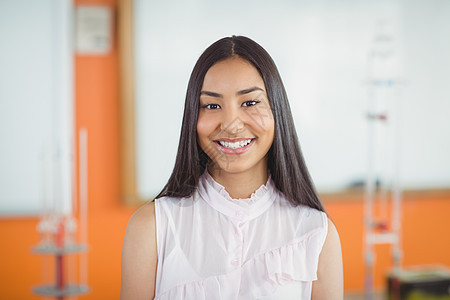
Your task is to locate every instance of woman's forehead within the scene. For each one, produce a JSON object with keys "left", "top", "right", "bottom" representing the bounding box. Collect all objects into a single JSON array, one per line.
[{"left": 202, "top": 57, "right": 266, "bottom": 94}]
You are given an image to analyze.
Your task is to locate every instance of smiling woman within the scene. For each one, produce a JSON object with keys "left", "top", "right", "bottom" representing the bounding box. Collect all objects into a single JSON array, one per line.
[{"left": 121, "top": 36, "right": 343, "bottom": 300}]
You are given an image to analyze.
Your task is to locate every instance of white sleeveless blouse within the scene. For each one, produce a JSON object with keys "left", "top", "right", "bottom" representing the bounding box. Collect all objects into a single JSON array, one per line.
[{"left": 154, "top": 172, "right": 328, "bottom": 300}]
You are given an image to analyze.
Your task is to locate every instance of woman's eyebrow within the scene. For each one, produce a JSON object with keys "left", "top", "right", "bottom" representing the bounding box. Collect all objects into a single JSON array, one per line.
[
  {"left": 200, "top": 87, "right": 264, "bottom": 98},
  {"left": 236, "top": 86, "right": 264, "bottom": 96},
  {"left": 200, "top": 91, "right": 223, "bottom": 98}
]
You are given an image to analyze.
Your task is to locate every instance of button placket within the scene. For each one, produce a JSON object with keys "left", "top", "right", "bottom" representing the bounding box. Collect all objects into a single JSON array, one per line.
[{"left": 230, "top": 221, "right": 244, "bottom": 267}]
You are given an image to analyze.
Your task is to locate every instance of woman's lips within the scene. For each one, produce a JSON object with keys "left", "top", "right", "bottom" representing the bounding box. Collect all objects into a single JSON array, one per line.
[{"left": 214, "top": 138, "right": 255, "bottom": 155}]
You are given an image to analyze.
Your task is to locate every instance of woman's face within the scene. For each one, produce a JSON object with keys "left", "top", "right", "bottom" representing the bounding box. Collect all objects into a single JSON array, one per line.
[{"left": 197, "top": 56, "right": 275, "bottom": 177}]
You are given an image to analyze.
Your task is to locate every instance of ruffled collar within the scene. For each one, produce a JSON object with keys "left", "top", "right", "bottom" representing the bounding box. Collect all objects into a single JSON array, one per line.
[
  {"left": 197, "top": 171, "right": 276, "bottom": 222},
  {"left": 204, "top": 171, "right": 271, "bottom": 207}
]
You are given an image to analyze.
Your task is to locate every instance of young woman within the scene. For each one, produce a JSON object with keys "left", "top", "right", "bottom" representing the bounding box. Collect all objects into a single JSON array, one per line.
[{"left": 121, "top": 36, "right": 343, "bottom": 300}]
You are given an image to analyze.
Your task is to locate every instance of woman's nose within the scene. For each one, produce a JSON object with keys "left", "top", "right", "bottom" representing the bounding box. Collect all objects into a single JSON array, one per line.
[{"left": 220, "top": 108, "right": 245, "bottom": 135}]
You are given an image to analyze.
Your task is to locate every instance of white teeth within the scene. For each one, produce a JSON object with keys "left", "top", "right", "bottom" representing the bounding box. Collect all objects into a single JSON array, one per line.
[{"left": 218, "top": 139, "right": 252, "bottom": 149}]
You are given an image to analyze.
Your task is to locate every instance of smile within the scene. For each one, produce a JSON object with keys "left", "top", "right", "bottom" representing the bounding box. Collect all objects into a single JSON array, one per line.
[
  {"left": 214, "top": 138, "right": 255, "bottom": 155},
  {"left": 218, "top": 139, "right": 253, "bottom": 149}
]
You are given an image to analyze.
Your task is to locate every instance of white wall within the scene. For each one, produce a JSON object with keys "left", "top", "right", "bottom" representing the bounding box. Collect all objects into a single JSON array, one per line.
[
  {"left": 134, "top": 0, "right": 450, "bottom": 198},
  {"left": 0, "top": 0, "right": 73, "bottom": 215}
]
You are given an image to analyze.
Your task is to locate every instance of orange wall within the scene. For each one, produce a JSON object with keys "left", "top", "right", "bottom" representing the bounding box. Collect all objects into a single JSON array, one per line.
[
  {"left": 324, "top": 192, "right": 450, "bottom": 292},
  {"left": 0, "top": 1, "right": 449, "bottom": 298}
]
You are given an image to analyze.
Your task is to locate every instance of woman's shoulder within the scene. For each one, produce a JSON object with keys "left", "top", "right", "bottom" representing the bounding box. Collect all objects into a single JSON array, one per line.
[
  {"left": 276, "top": 194, "right": 327, "bottom": 225},
  {"left": 122, "top": 201, "right": 157, "bottom": 261},
  {"left": 128, "top": 201, "right": 156, "bottom": 228},
  {"left": 311, "top": 218, "right": 343, "bottom": 299},
  {"left": 155, "top": 192, "right": 201, "bottom": 210},
  {"left": 270, "top": 191, "right": 329, "bottom": 234},
  {"left": 123, "top": 201, "right": 157, "bottom": 252},
  {"left": 121, "top": 201, "right": 158, "bottom": 299}
]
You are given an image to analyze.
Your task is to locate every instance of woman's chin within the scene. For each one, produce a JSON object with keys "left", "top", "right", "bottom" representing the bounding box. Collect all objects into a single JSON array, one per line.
[{"left": 208, "top": 157, "right": 267, "bottom": 178}]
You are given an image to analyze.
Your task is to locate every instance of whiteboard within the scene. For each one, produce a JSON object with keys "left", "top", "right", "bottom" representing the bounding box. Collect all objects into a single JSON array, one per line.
[
  {"left": 0, "top": 0, "right": 73, "bottom": 216},
  {"left": 134, "top": 0, "right": 450, "bottom": 199}
]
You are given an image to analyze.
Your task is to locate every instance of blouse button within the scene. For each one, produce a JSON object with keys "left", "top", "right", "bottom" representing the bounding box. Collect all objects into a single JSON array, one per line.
[
  {"left": 231, "top": 258, "right": 240, "bottom": 266},
  {"left": 235, "top": 210, "right": 245, "bottom": 219}
]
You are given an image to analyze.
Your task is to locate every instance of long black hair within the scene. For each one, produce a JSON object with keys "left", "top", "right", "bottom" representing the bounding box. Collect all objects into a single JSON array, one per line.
[{"left": 156, "top": 36, "right": 324, "bottom": 212}]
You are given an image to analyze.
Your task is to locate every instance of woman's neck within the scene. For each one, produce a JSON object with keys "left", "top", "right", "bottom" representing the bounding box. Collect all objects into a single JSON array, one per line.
[{"left": 208, "top": 163, "right": 269, "bottom": 199}]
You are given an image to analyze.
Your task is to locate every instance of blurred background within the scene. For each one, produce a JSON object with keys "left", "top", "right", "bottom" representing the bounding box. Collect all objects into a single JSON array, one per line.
[{"left": 1, "top": 0, "right": 449, "bottom": 299}]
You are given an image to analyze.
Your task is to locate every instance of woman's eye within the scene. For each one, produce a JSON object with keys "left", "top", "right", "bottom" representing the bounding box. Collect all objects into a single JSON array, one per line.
[
  {"left": 203, "top": 103, "right": 221, "bottom": 110},
  {"left": 242, "top": 100, "right": 260, "bottom": 107}
]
